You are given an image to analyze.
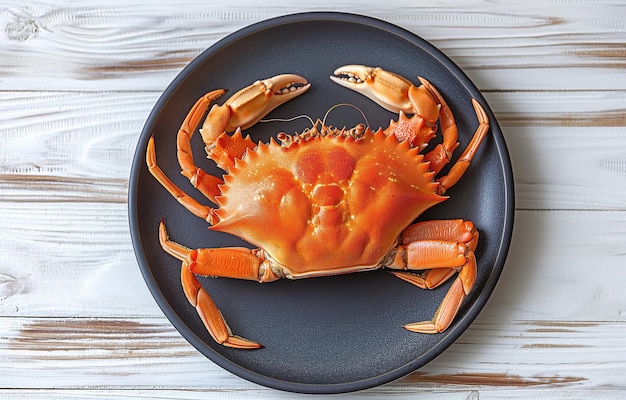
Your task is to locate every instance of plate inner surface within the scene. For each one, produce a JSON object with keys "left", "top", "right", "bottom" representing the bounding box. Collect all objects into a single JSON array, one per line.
[{"left": 130, "top": 12, "right": 513, "bottom": 394}]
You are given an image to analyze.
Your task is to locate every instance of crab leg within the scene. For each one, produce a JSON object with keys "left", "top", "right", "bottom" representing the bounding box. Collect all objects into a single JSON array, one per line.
[
  {"left": 402, "top": 252, "right": 477, "bottom": 334},
  {"left": 393, "top": 219, "right": 478, "bottom": 290},
  {"left": 159, "top": 221, "right": 279, "bottom": 349},
  {"left": 387, "top": 219, "right": 478, "bottom": 333},
  {"left": 401, "top": 219, "right": 478, "bottom": 251},
  {"left": 176, "top": 90, "right": 228, "bottom": 204},
  {"left": 436, "top": 99, "right": 490, "bottom": 195},
  {"left": 418, "top": 77, "right": 459, "bottom": 175},
  {"left": 146, "top": 137, "right": 214, "bottom": 222}
]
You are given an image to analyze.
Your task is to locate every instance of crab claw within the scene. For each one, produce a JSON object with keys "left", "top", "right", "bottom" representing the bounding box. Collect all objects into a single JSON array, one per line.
[
  {"left": 221, "top": 73, "right": 311, "bottom": 131},
  {"left": 331, "top": 65, "right": 415, "bottom": 114}
]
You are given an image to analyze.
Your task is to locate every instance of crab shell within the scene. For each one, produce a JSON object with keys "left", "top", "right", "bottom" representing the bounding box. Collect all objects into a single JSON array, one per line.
[{"left": 211, "top": 127, "right": 446, "bottom": 278}]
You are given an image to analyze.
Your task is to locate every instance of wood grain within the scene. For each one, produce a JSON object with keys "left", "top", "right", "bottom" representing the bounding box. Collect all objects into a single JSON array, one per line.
[
  {"left": 1, "top": 90, "right": 624, "bottom": 210},
  {"left": 1, "top": 0, "right": 625, "bottom": 398},
  {"left": 1, "top": 316, "right": 624, "bottom": 393},
  {"left": 0, "top": 1, "right": 624, "bottom": 90},
  {"left": 2, "top": 205, "right": 625, "bottom": 322}
]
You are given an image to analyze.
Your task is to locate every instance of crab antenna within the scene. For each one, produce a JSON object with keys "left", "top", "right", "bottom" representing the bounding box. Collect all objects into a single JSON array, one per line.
[
  {"left": 322, "top": 103, "right": 370, "bottom": 130},
  {"left": 260, "top": 114, "right": 316, "bottom": 128}
]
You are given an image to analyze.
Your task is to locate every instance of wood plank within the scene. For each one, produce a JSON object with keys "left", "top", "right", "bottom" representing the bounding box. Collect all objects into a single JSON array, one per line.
[
  {"left": 485, "top": 209, "right": 626, "bottom": 322},
  {"left": 1, "top": 90, "right": 625, "bottom": 209},
  {"left": 1, "top": 91, "right": 626, "bottom": 318},
  {"left": 1, "top": 1, "right": 623, "bottom": 397},
  {"left": 0, "top": 389, "right": 624, "bottom": 400},
  {"left": 0, "top": 202, "right": 158, "bottom": 318},
  {"left": 1, "top": 316, "right": 624, "bottom": 391},
  {"left": 1, "top": 205, "right": 625, "bottom": 323},
  {"left": 505, "top": 126, "right": 626, "bottom": 210},
  {"left": 0, "top": 1, "right": 624, "bottom": 91},
  {"left": 490, "top": 90, "right": 626, "bottom": 128},
  {"left": 0, "top": 91, "right": 155, "bottom": 192}
]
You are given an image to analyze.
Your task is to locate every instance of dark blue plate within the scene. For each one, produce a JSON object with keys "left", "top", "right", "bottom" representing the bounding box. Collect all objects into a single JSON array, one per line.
[{"left": 129, "top": 12, "right": 514, "bottom": 394}]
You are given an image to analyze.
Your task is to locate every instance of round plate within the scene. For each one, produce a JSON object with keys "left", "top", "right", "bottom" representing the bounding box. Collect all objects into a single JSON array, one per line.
[{"left": 129, "top": 12, "right": 514, "bottom": 394}]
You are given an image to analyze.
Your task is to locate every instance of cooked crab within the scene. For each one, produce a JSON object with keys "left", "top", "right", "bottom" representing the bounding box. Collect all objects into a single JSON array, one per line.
[{"left": 146, "top": 65, "right": 489, "bottom": 348}]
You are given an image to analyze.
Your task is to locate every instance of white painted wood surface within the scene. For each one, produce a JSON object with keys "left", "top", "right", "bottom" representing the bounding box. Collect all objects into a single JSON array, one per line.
[{"left": 1, "top": 0, "right": 625, "bottom": 398}]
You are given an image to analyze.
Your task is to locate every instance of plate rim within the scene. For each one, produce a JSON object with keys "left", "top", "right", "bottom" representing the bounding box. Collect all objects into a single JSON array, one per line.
[{"left": 128, "top": 11, "right": 515, "bottom": 394}]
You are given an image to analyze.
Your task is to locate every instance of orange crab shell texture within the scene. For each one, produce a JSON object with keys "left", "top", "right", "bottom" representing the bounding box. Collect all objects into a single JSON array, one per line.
[{"left": 211, "top": 128, "right": 446, "bottom": 278}]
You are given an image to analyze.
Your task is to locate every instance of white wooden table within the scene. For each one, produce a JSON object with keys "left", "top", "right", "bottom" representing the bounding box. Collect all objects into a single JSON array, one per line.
[{"left": 1, "top": 1, "right": 625, "bottom": 398}]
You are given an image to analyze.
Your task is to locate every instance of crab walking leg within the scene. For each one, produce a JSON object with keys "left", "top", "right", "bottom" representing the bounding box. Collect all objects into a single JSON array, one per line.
[
  {"left": 146, "top": 137, "right": 214, "bottom": 222},
  {"left": 387, "top": 238, "right": 471, "bottom": 290},
  {"left": 437, "top": 99, "right": 490, "bottom": 195},
  {"left": 176, "top": 90, "right": 228, "bottom": 203},
  {"left": 159, "top": 221, "right": 279, "bottom": 349},
  {"left": 403, "top": 252, "right": 477, "bottom": 334},
  {"left": 401, "top": 219, "right": 478, "bottom": 251},
  {"left": 387, "top": 219, "right": 479, "bottom": 333},
  {"left": 180, "top": 266, "right": 262, "bottom": 349},
  {"left": 417, "top": 77, "right": 460, "bottom": 175}
]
